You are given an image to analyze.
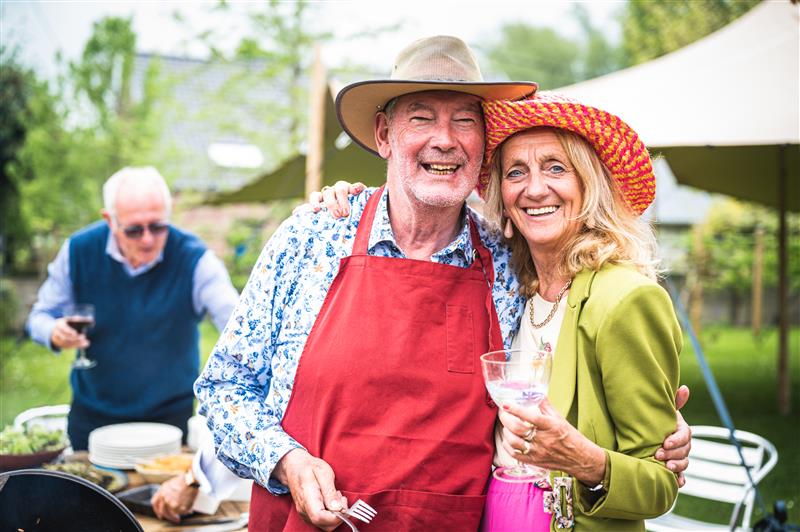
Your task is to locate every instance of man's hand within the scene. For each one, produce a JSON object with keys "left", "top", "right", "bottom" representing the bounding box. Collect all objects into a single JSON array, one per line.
[
  {"left": 274, "top": 449, "right": 347, "bottom": 531},
  {"left": 151, "top": 474, "right": 199, "bottom": 523},
  {"left": 50, "top": 318, "right": 90, "bottom": 350},
  {"left": 656, "top": 385, "right": 692, "bottom": 486}
]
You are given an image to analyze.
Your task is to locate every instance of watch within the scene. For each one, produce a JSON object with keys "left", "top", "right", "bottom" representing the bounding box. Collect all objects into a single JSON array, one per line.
[
  {"left": 184, "top": 469, "right": 200, "bottom": 488},
  {"left": 587, "top": 482, "right": 605, "bottom": 493}
]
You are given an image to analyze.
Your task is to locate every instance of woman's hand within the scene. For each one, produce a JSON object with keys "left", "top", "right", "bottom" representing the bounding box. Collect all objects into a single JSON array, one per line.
[
  {"left": 498, "top": 399, "right": 607, "bottom": 487},
  {"left": 307, "top": 181, "right": 365, "bottom": 218}
]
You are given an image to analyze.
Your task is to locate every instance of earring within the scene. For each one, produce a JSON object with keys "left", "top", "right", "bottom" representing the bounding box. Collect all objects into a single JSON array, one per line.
[{"left": 504, "top": 218, "right": 514, "bottom": 239}]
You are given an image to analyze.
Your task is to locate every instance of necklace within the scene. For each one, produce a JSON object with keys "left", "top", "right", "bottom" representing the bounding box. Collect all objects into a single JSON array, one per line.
[{"left": 529, "top": 279, "right": 572, "bottom": 329}]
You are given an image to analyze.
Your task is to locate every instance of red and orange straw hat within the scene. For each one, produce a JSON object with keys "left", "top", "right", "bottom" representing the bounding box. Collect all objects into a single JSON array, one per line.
[{"left": 479, "top": 92, "right": 656, "bottom": 215}]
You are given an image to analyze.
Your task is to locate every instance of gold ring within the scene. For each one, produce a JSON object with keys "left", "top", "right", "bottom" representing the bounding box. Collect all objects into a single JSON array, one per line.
[
  {"left": 514, "top": 441, "right": 532, "bottom": 455},
  {"left": 321, "top": 185, "right": 332, "bottom": 193},
  {"left": 523, "top": 426, "right": 537, "bottom": 442}
]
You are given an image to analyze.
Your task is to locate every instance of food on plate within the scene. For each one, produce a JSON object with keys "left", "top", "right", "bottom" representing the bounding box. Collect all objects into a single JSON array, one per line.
[
  {"left": 0, "top": 425, "right": 66, "bottom": 455},
  {"left": 137, "top": 453, "right": 193, "bottom": 474},
  {"left": 44, "top": 462, "right": 126, "bottom": 492}
]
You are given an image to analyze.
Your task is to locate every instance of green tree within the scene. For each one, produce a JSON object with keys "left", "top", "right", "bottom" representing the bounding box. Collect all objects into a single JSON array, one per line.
[
  {"left": 484, "top": 6, "right": 623, "bottom": 89},
  {"left": 621, "top": 0, "right": 760, "bottom": 64},
  {"left": 7, "top": 17, "right": 165, "bottom": 270},
  {"left": 692, "top": 199, "right": 800, "bottom": 324},
  {"left": 0, "top": 47, "right": 39, "bottom": 270}
]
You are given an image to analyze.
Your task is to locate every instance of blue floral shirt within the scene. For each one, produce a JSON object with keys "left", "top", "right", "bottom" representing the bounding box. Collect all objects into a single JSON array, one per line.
[{"left": 195, "top": 187, "right": 523, "bottom": 494}]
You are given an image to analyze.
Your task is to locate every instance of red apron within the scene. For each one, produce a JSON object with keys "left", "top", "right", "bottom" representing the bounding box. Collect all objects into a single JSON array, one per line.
[{"left": 250, "top": 187, "right": 504, "bottom": 531}]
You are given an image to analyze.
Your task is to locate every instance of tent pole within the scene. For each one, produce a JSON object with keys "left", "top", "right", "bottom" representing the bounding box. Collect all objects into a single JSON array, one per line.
[{"left": 777, "top": 145, "right": 790, "bottom": 415}]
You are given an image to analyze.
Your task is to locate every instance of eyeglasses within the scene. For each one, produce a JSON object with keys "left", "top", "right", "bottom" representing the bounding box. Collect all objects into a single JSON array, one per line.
[{"left": 119, "top": 221, "right": 170, "bottom": 239}]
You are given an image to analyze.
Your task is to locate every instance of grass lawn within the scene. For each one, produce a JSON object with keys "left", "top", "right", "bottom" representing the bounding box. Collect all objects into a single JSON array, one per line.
[{"left": 1, "top": 323, "right": 798, "bottom": 524}]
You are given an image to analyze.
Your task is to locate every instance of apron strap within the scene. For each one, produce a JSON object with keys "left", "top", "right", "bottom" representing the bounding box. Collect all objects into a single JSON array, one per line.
[{"left": 352, "top": 185, "right": 385, "bottom": 255}]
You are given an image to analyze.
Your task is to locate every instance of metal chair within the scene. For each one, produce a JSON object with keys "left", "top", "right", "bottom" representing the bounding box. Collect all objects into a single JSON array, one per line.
[{"left": 646, "top": 425, "right": 778, "bottom": 531}]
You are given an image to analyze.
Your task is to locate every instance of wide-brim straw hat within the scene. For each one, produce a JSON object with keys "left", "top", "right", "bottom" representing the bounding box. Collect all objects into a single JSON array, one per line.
[
  {"left": 336, "top": 35, "right": 538, "bottom": 156},
  {"left": 479, "top": 92, "right": 656, "bottom": 215}
]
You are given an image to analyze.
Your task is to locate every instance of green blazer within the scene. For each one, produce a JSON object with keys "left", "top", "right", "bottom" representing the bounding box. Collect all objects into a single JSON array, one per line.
[{"left": 548, "top": 264, "right": 682, "bottom": 531}]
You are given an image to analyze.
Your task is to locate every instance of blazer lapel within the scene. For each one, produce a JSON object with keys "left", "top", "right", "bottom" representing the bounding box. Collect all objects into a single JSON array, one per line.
[{"left": 549, "top": 269, "right": 593, "bottom": 417}]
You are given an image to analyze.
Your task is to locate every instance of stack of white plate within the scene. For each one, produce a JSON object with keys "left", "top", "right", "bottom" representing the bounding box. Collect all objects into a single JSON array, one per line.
[{"left": 88, "top": 422, "right": 182, "bottom": 469}]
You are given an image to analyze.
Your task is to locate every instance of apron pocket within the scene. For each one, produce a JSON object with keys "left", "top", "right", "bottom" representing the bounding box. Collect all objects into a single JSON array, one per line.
[
  {"left": 341, "top": 489, "right": 486, "bottom": 531},
  {"left": 446, "top": 304, "right": 475, "bottom": 373}
]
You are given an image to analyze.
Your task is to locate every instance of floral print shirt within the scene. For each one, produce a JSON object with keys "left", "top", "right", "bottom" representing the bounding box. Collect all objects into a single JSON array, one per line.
[{"left": 195, "top": 187, "right": 524, "bottom": 494}]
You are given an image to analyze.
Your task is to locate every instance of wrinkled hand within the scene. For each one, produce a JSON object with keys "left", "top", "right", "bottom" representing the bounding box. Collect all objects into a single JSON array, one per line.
[
  {"left": 151, "top": 474, "right": 198, "bottom": 523},
  {"left": 655, "top": 385, "right": 692, "bottom": 486},
  {"left": 274, "top": 448, "right": 348, "bottom": 531},
  {"left": 50, "top": 318, "right": 90, "bottom": 350},
  {"left": 307, "top": 181, "right": 365, "bottom": 218},
  {"left": 498, "top": 399, "right": 606, "bottom": 486}
]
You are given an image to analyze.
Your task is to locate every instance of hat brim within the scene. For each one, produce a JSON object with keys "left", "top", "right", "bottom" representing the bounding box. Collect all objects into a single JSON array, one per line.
[{"left": 336, "top": 80, "right": 538, "bottom": 156}]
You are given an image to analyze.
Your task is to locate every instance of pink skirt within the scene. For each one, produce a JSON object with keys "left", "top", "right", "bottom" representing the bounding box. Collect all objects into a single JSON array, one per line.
[{"left": 481, "top": 476, "right": 552, "bottom": 532}]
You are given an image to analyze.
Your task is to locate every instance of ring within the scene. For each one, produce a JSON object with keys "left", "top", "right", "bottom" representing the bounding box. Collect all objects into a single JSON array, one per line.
[
  {"left": 321, "top": 185, "right": 332, "bottom": 194},
  {"left": 523, "top": 426, "right": 537, "bottom": 442},
  {"left": 514, "top": 440, "right": 532, "bottom": 456}
]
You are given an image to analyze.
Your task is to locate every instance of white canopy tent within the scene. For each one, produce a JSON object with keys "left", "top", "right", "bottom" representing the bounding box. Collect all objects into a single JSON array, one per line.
[{"left": 556, "top": 0, "right": 799, "bottom": 413}]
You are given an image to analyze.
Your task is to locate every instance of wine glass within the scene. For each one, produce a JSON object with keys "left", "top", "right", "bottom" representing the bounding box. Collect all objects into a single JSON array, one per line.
[
  {"left": 480, "top": 348, "right": 553, "bottom": 483},
  {"left": 66, "top": 303, "right": 96, "bottom": 370}
]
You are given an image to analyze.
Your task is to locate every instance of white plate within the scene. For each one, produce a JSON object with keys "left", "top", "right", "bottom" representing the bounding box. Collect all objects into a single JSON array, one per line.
[{"left": 88, "top": 423, "right": 182, "bottom": 469}]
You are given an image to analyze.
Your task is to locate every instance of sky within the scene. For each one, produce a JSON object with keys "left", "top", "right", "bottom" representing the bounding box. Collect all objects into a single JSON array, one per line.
[{"left": 2, "top": 0, "right": 624, "bottom": 79}]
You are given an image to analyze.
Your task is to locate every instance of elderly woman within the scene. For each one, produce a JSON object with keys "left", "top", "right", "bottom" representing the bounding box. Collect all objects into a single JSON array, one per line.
[{"left": 477, "top": 93, "right": 680, "bottom": 531}]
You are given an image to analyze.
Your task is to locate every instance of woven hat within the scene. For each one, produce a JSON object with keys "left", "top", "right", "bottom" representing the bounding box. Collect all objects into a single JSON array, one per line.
[
  {"left": 480, "top": 92, "right": 656, "bottom": 215},
  {"left": 336, "top": 35, "right": 537, "bottom": 155}
]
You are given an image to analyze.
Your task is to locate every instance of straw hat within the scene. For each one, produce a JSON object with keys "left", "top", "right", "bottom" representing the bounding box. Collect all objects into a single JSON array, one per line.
[
  {"left": 335, "top": 35, "right": 538, "bottom": 155},
  {"left": 479, "top": 92, "right": 656, "bottom": 215}
]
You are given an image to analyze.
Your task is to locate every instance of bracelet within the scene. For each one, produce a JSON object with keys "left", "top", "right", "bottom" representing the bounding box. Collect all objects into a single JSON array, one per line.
[{"left": 587, "top": 482, "right": 605, "bottom": 493}]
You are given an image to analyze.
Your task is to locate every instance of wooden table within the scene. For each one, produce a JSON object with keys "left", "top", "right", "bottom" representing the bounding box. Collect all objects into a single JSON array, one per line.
[
  {"left": 136, "top": 500, "right": 248, "bottom": 531},
  {"left": 68, "top": 452, "right": 249, "bottom": 531}
]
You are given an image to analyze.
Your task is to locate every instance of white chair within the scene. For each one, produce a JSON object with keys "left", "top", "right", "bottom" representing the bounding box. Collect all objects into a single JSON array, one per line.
[
  {"left": 646, "top": 425, "right": 778, "bottom": 532},
  {"left": 13, "top": 404, "right": 70, "bottom": 433}
]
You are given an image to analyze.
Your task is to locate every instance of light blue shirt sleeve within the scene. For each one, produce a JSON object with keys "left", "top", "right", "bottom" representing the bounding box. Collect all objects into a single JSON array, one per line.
[
  {"left": 26, "top": 239, "right": 74, "bottom": 351},
  {"left": 192, "top": 250, "right": 239, "bottom": 331}
]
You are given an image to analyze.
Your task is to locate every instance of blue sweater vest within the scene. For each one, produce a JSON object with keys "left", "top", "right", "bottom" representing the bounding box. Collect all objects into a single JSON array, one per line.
[{"left": 68, "top": 221, "right": 206, "bottom": 421}]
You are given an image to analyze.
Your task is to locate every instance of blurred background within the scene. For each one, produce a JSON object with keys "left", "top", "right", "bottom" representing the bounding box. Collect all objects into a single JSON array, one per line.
[{"left": 1, "top": 0, "right": 797, "bottom": 526}]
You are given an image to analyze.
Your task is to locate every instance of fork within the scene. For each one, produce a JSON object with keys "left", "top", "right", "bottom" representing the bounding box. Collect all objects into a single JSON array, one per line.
[{"left": 333, "top": 499, "right": 377, "bottom": 531}]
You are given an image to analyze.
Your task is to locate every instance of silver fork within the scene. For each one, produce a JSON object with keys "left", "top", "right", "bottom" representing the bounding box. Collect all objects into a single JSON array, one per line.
[{"left": 333, "top": 499, "right": 377, "bottom": 531}]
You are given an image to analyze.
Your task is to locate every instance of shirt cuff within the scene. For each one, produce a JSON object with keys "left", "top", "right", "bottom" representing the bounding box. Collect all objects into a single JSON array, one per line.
[
  {"left": 216, "top": 425, "right": 304, "bottom": 496},
  {"left": 29, "top": 317, "right": 59, "bottom": 352}
]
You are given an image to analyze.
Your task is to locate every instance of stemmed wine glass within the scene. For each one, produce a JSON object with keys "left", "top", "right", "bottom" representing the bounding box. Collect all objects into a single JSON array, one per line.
[
  {"left": 480, "top": 348, "right": 553, "bottom": 483},
  {"left": 66, "top": 303, "right": 96, "bottom": 370}
]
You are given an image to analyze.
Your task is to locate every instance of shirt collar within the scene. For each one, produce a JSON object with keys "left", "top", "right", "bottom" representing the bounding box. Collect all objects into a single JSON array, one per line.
[
  {"left": 368, "top": 187, "right": 475, "bottom": 265},
  {"left": 105, "top": 230, "right": 164, "bottom": 276}
]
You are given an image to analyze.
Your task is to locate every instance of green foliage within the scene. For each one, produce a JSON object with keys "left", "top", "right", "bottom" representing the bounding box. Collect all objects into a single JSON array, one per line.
[
  {"left": 691, "top": 199, "right": 800, "bottom": 296},
  {"left": 484, "top": 6, "right": 624, "bottom": 89},
  {"left": 5, "top": 17, "right": 167, "bottom": 271},
  {"left": 0, "top": 425, "right": 66, "bottom": 454},
  {"left": 171, "top": 0, "right": 332, "bottom": 165},
  {"left": 621, "top": 0, "right": 760, "bottom": 64},
  {"left": 0, "top": 47, "right": 40, "bottom": 268}
]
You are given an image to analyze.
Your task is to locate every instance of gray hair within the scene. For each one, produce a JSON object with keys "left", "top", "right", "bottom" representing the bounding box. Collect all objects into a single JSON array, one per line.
[{"left": 102, "top": 166, "right": 172, "bottom": 219}]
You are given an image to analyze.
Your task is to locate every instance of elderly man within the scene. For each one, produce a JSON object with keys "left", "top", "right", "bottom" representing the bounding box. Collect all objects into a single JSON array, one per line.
[
  {"left": 196, "top": 36, "right": 690, "bottom": 531},
  {"left": 27, "top": 166, "right": 238, "bottom": 450}
]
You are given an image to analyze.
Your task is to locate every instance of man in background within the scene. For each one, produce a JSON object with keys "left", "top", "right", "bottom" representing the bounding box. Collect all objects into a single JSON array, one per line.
[{"left": 27, "top": 166, "right": 238, "bottom": 450}]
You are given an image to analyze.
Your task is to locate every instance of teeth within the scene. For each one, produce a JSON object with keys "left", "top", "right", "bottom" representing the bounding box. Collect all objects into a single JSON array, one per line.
[
  {"left": 525, "top": 206, "right": 558, "bottom": 216},
  {"left": 427, "top": 164, "right": 458, "bottom": 174}
]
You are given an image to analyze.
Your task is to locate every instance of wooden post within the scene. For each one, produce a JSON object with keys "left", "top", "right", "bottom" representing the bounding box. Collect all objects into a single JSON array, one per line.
[
  {"left": 305, "top": 45, "right": 326, "bottom": 199},
  {"left": 689, "top": 226, "right": 705, "bottom": 340},
  {"left": 777, "top": 146, "right": 790, "bottom": 415},
  {"left": 751, "top": 226, "right": 764, "bottom": 337}
]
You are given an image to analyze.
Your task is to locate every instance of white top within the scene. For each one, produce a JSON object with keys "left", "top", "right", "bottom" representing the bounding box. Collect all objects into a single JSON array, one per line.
[{"left": 494, "top": 292, "right": 569, "bottom": 468}]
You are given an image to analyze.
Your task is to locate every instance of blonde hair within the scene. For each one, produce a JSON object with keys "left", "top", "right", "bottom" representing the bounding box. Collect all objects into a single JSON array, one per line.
[{"left": 483, "top": 127, "right": 660, "bottom": 299}]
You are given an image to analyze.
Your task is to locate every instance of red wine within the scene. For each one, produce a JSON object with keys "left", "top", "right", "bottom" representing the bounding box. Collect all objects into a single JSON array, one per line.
[{"left": 67, "top": 317, "right": 94, "bottom": 335}]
